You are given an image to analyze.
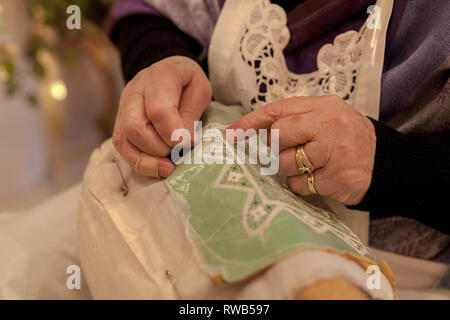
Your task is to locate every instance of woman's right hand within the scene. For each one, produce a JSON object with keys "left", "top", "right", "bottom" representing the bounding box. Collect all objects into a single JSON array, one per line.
[{"left": 112, "top": 55, "right": 212, "bottom": 178}]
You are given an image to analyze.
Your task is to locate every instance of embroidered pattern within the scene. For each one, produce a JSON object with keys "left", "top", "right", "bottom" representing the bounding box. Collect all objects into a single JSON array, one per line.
[
  {"left": 238, "top": 0, "right": 365, "bottom": 111},
  {"left": 214, "top": 162, "right": 370, "bottom": 257},
  {"left": 166, "top": 116, "right": 374, "bottom": 282}
]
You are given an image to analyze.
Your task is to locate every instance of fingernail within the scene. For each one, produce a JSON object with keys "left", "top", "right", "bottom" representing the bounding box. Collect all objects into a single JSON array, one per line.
[
  {"left": 157, "top": 158, "right": 173, "bottom": 178},
  {"left": 158, "top": 166, "right": 171, "bottom": 178}
]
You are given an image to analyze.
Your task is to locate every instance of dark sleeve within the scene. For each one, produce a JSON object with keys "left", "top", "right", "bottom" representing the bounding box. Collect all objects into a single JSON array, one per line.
[
  {"left": 349, "top": 119, "right": 450, "bottom": 234},
  {"left": 111, "top": 14, "right": 202, "bottom": 83}
]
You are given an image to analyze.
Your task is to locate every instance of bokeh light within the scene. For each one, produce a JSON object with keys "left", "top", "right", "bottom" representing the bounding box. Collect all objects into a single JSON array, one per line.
[{"left": 49, "top": 79, "right": 67, "bottom": 100}]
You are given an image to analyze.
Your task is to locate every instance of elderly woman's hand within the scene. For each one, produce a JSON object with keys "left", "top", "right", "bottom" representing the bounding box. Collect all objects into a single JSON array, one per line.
[
  {"left": 113, "top": 56, "right": 212, "bottom": 178},
  {"left": 228, "top": 95, "right": 376, "bottom": 205}
]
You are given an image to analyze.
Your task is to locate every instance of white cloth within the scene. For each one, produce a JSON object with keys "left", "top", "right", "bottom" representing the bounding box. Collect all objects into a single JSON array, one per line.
[
  {"left": 0, "top": 184, "right": 91, "bottom": 299},
  {"left": 78, "top": 140, "right": 394, "bottom": 299}
]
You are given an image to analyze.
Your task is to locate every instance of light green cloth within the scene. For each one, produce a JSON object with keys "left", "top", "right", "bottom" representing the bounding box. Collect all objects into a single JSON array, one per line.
[{"left": 166, "top": 104, "right": 373, "bottom": 283}]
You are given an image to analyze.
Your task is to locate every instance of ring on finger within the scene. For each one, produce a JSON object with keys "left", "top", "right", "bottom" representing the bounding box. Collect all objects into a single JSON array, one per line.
[
  {"left": 307, "top": 173, "right": 317, "bottom": 195},
  {"left": 296, "top": 146, "right": 315, "bottom": 175}
]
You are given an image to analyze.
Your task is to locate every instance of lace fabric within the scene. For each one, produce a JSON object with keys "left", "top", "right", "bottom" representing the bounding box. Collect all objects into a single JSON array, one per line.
[
  {"left": 239, "top": 4, "right": 362, "bottom": 109},
  {"left": 209, "top": 0, "right": 393, "bottom": 119}
]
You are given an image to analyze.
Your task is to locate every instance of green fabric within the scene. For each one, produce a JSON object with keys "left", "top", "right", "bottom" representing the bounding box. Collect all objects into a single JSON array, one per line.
[{"left": 165, "top": 104, "right": 373, "bottom": 283}]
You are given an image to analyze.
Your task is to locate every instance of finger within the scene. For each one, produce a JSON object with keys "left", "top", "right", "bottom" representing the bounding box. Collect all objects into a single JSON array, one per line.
[
  {"left": 119, "top": 140, "right": 174, "bottom": 178},
  {"left": 271, "top": 114, "right": 320, "bottom": 151},
  {"left": 228, "top": 96, "right": 327, "bottom": 132},
  {"left": 119, "top": 91, "right": 173, "bottom": 157},
  {"left": 135, "top": 153, "right": 174, "bottom": 178},
  {"left": 279, "top": 141, "right": 330, "bottom": 176},
  {"left": 114, "top": 137, "right": 140, "bottom": 168},
  {"left": 126, "top": 123, "right": 172, "bottom": 157},
  {"left": 178, "top": 73, "right": 212, "bottom": 145},
  {"left": 287, "top": 168, "right": 330, "bottom": 196},
  {"left": 143, "top": 65, "right": 190, "bottom": 146}
]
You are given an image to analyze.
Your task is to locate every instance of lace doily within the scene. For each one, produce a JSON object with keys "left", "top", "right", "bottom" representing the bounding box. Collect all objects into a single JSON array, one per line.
[{"left": 238, "top": 0, "right": 365, "bottom": 111}]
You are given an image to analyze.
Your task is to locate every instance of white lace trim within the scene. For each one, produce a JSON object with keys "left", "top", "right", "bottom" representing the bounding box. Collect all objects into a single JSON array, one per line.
[
  {"left": 209, "top": 0, "right": 393, "bottom": 118},
  {"left": 213, "top": 163, "right": 371, "bottom": 257},
  {"left": 238, "top": 0, "right": 366, "bottom": 111}
]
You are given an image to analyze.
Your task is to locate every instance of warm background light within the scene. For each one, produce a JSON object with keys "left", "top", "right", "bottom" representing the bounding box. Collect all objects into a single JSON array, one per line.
[{"left": 49, "top": 79, "right": 67, "bottom": 100}]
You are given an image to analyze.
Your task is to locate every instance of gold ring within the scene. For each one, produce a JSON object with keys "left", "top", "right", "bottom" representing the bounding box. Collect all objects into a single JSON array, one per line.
[
  {"left": 134, "top": 152, "right": 144, "bottom": 175},
  {"left": 307, "top": 173, "right": 317, "bottom": 195},
  {"left": 296, "top": 146, "right": 315, "bottom": 175}
]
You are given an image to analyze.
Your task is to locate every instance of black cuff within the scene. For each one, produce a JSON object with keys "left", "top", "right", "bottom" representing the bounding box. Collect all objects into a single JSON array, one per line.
[
  {"left": 349, "top": 118, "right": 450, "bottom": 234},
  {"left": 111, "top": 14, "right": 202, "bottom": 83}
]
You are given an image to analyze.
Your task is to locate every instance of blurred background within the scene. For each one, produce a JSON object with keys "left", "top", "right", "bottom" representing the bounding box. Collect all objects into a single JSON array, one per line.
[{"left": 0, "top": 0, "right": 123, "bottom": 211}]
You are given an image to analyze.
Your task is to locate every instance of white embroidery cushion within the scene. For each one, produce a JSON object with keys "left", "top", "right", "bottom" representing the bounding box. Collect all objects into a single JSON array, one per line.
[{"left": 78, "top": 136, "right": 393, "bottom": 299}]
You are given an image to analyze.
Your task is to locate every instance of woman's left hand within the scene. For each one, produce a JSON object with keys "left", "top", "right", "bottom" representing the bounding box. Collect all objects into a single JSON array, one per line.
[{"left": 228, "top": 95, "right": 376, "bottom": 205}]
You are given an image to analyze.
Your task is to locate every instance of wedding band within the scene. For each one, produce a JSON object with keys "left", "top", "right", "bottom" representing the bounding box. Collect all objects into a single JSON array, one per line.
[
  {"left": 307, "top": 173, "right": 317, "bottom": 195},
  {"left": 134, "top": 152, "right": 144, "bottom": 175},
  {"left": 296, "top": 146, "right": 315, "bottom": 175}
]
